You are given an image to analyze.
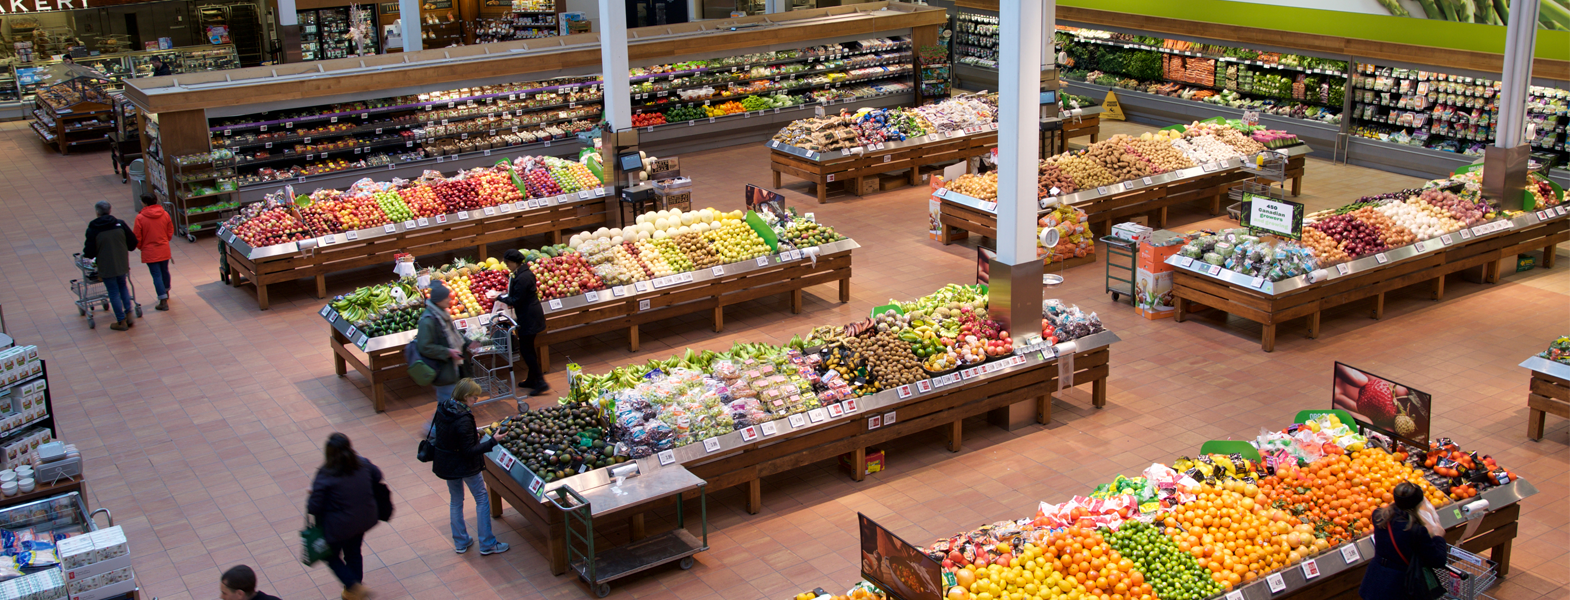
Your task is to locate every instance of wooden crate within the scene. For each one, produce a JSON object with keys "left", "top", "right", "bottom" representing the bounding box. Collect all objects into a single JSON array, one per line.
[
  {"left": 1527, "top": 368, "right": 1569, "bottom": 441},
  {"left": 1059, "top": 113, "right": 1100, "bottom": 152},
  {"left": 1174, "top": 217, "right": 1568, "bottom": 351},
  {"left": 227, "top": 201, "right": 607, "bottom": 310},
  {"left": 771, "top": 132, "right": 997, "bottom": 203},
  {"left": 483, "top": 342, "right": 1113, "bottom": 576},
  {"left": 329, "top": 245, "right": 855, "bottom": 412}
]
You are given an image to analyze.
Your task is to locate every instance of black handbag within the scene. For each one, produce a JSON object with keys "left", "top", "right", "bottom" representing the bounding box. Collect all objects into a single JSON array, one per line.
[
  {"left": 1387, "top": 521, "right": 1445, "bottom": 600},
  {"left": 373, "top": 479, "right": 394, "bottom": 522},
  {"left": 416, "top": 428, "right": 437, "bottom": 463}
]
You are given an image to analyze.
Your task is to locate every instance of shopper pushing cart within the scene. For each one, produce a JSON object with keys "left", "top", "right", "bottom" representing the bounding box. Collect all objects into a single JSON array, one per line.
[{"left": 80, "top": 201, "right": 141, "bottom": 331}]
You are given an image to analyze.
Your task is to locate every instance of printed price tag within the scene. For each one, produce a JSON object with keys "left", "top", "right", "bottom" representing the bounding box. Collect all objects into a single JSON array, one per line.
[
  {"left": 435, "top": 214, "right": 448, "bottom": 224},
  {"left": 1414, "top": 241, "right": 1427, "bottom": 252},
  {"left": 1203, "top": 162, "right": 1219, "bottom": 172},
  {"left": 498, "top": 204, "right": 512, "bottom": 213},
  {"left": 711, "top": 266, "right": 724, "bottom": 276},
  {"left": 457, "top": 211, "right": 471, "bottom": 221},
  {"left": 548, "top": 299, "right": 563, "bottom": 310},
  {"left": 868, "top": 415, "right": 882, "bottom": 430},
  {"left": 1439, "top": 234, "right": 1453, "bottom": 245},
  {"left": 740, "top": 426, "right": 759, "bottom": 442},
  {"left": 526, "top": 199, "right": 539, "bottom": 209},
  {"left": 980, "top": 201, "right": 997, "bottom": 212},
  {"left": 826, "top": 173, "right": 836, "bottom": 182},
  {"left": 1341, "top": 544, "right": 1361, "bottom": 564},
  {"left": 756, "top": 256, "right": 769, "bottom": 267},
  {"left": 417, "top": 217, "right": 430, "bottom": 227},
  {"left": 1143, "top": 177, "right": 1154, "bottom": 186},
  {"left": 496, "top": 451, "right": 516, "bottom": 470},
  {"left": 917, "top": 379, "right": 934, "bottom": 393},
  {"left": 1225, "top": 592, "right": 1244, "bottom": 600},
  {"left": 578, "top": 191, "right": 591, "bottom": 200},
  {"left": 1301, "top": 559, "right": 1320, "bottom": 579},
  {"left": 1122, "top": 181, "right": 1136, "bottom": 191},
  {"left": 788, "top": 414, "right": 806, "bottom": 428},
  {"left": 1207, "top": 264, "right": 1223, "bottom": 276},
  {"left": 1096, "top": 186, "right": 1110, "bottom": 195},
  {"left": 635, "top": 281, "right": 651, "bottom": 292},
  {"left": 883, "top": 411, "right": 896, "bottom": 425},
  {"left": 320, "top": 305, "right": 334, "bottom": 318},
  {"left": 1266, "top": 573, "right": 1286, "bottom": 593},
  {"left": 586, "top": 291, "right": 600, "bottom": 303},
  {"left": 897, "top": 385, "right": 912, "bottom": 399},
  {"left": 613, "top": 286, "right": 627, "bottom": 297},
  {"left": 827, "top": 404, "right": 845, "bottom": 418},
  {"left": 1375, "top": 253, "right": 1388, "bottom": 264},
  {"left": 808, "top": 408, "right": 827, "bottom": 423},
  {"left": 658, "top": 450, "right": 675, "bottom": 465},
  {"left": 843, "top": 399, "right": 857, "bottom": 413},
  {"left": 1459, "top": 229, "right": 1472, "bottom": 239},
  {"left": 319, "top": 235, "right": 335, "bottom": 246},
  {"left": 1175, "top": 256, "right": 1195, "bottom": 268},
  {"left": 326, "top": 311, "right": 338, "bottom": 323},
  {"left": 1558, "top": 206, "right": 1568, "bottom": 216},
  {"left": 1250, "top": 277, "right": 1266, "bottom": 289},
  {"left": 384, "top": 224, "right": 398, "bottom": 234},
  {"left": 404, "top": 220, "right": 417, "bottom": 229},
  {"left": 639, "top": 299, "right": 651, "bottom": 311}
]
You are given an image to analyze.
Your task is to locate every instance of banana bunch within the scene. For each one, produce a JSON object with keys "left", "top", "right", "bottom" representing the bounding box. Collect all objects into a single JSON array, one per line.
[
  {"left": 330, "top": 281, "right": 418, "bottom": 323},
  {"left": 804, "top": 325, "right": 844, "bottom": 347}
]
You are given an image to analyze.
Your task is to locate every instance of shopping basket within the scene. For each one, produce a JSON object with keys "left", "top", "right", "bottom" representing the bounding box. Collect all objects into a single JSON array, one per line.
[{"left": 1436, "top": 545, "right": 1498, "bottom": 600}]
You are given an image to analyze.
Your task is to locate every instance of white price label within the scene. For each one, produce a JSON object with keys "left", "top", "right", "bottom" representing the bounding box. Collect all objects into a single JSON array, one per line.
[
  {"left": 826, "top": 173, "right": 836, "bottom": 182},
  {"left": 883, "top": 411, "right": 896, "bottom": 425},
  {"left": 585, "top": 291, "right": 600, "bottom": 302},
  {"left": 1414, "top": 241, "right": 1427, "bottom": 252},
  {"left": 740, "top": 426, "right": 759, "bottom": 442},
  {"left": 416, "top": 217, "right": 429, "bottom": 227},
  {"left": 1207, "top": 264, "right": 1223, "bottom": 276},
  {"left": 1460, "top": 229, "right": 1472, "bottom": 239},
  {"left": 757, "top": 256, "right": 769, "bottom": 267},
  {"left": 346, "top": 230, "right": 359, "bottom": 240},
  {"left": 635, "top": 281, "right": 650, "bottom": 292},
  {"left": 639, "top": 299, "right": 651, "bottom": 311},
  {"left": 1301, "top": 559, "right": 1320, "bottom": 579},
  {"left": 1440, "top": 234, "right": 1453, "bottom": 245},
  {"left": 385, "top": 224, "right": 398, "bottom": 233},
  {"left": 1341, "top": 544, "right": 1361, "bottom": 563},
  {"left": 1266, "top": 573, "right": 1286, "bottom": 593},
  {"left": 1375, "top": 253, "right": 1388, "bottom": 264},
  {"left": 1122, "top": 181, "right": 1136, "bottom": 191},
  {"left": 896, "top": 385, "right": 912, "bottom": 399},
  {"left": 1096, "top": 186, "right": 1110, "bottom": 195},
  {"left": 808, "top": 408, "right": 827, "bottom": 423},
  {"left": 1250, "top": 277, "right": 1266, "bottom": 289},
  {"left": 1225, "top": 592, "right": 1244, "bottom": 600},
  {"left": 496, "top": 451, "right": 516, "bottom": 470},
  {"left": 702, "top": 437, "right": 721, "bottom": 453},
  {"left": 868, "top": 416, "right": 882, "bottom": 430},
  {"left": 1142, "top": 177, "right": 1154, "bottom": 186},
  {"left": 826, "top": 404, "right": 845, "bottom": 418},
  {"left": 788, "top": 414, "right": 806, "bottom": 428},
  {"left": 1176, "top": 256, "right": 1195, "bottom": 268},
  {"left": 1336, "top": 263, "right": 1352, "bottom": 276},
  {"left": 760, "top": 421, "right": 778, "bottom": 436},
  {"left": 319, "top": 235, "right": 335, "bottom": 246},
  {"left": 711, "top": 266, "right": 724, "bottom": 276},
  {"left": 546, "top": 299, "right": 564, "bottom": 310},
  {"left": 483, "top": 207, "right": 496, "bottom": 216},
  {"left": 404, "top": 220, "right": 417, "bottom": 229},
  {"left": 578, "top": 191, "right": 591, "bottom": 200},
  {"left": 916, "top": 379, "right": 933, "bottom": 393},
  {"left": 842, "top": 399, "right": 857, "bottom": 413},
  {"left": 435, "top": 214, "right": 448, "bottom": 224},
  {"left": 458, "top": 211, "right": 469, "bottom": 220}
]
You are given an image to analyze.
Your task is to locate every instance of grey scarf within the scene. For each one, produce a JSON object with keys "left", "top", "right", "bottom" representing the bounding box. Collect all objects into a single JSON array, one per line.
[{"left": 426, "top": 299, "right": 465, "bottom": 365}]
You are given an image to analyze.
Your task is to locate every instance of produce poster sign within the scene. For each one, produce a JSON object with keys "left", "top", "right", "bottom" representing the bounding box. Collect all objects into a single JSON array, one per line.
[
  {"left": 859, "top": 514, "right": 942, "bottom": 600},
  {"left": 1241, "top": 193, "right": 1304, "bottom": 240},
  {"left": 1332, "top": 362, "right": 1432, "bottom": 447},
  {"left": 745, "top": 184, "right": 789, "bottom": 223}
]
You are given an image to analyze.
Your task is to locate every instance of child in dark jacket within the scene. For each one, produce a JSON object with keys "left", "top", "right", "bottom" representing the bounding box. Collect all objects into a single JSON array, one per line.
[{"left": 429, "top": 378, "right": 509, "bottom": 555}]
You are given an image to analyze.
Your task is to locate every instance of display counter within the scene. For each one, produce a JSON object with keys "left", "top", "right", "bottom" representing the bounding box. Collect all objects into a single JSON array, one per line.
[
  {"left": 770, "top": 123, "right": 998, "bottom": 203},
  {"left": 484, "top": 329, "right": 1118, "bottom": 575},
  {"left": 326, "top": 238, "right": 855, "bottom": 411},
  {"left": 1172, "top": 208, "right": 1569, "bottom": 351},
  {"left": 1521, "top": 355, "right": 1570, "bottom": 441}
]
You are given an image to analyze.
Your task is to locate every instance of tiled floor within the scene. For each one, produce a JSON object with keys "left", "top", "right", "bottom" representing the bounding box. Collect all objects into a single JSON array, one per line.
[{"left": 0, "top": 118, "right": 1566, "bottom": 600}]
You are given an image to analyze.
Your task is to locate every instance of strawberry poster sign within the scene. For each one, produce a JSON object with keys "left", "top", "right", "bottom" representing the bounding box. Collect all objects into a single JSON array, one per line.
[{"left": 1332, "top": 362, "right": 1432, "bottom": 447}]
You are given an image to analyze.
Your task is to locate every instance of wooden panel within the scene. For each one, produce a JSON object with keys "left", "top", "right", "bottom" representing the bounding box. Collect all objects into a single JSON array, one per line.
[{"left": 1530, "top": 373, "right": 1570, "bottom": 402}]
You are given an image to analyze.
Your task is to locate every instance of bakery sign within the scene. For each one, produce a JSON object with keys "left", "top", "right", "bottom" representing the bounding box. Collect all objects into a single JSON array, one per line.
[{"left": 0, "top": 0, "right": 159, "bottom": 15}]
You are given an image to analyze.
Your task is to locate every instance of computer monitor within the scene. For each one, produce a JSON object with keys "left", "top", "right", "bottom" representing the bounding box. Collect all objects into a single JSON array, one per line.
[{"left": 617, "top": 152, "right": 644, "bottom": 172}]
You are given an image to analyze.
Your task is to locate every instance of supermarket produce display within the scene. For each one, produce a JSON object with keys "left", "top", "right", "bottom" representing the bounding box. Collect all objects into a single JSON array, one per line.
[
  {"left": 220, "top": 154, "right": 612, "bottom": 309},
  {"left": 768, "top": 95, "right": 1001, "bottom": 202},
  {"left": 936, "top": 119, "right": 1308, "bottom": 245},
  {"left": 1169, "top": 167, "right": 1568, "bottom": 350},
  {"left": 325, "top": 204, "right": 856, "bottom": 410},
  {"left": 1522, "top": 337, "right": 1570, "bottom": 441},
  {"left": 480, "top": 284, "right": 1118, "bottom": 574}
]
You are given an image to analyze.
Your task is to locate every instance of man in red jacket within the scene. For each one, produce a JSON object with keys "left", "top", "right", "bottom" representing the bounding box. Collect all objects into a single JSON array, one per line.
[{"left": 132, "top": 196, "right": 175, "bottom": 311}]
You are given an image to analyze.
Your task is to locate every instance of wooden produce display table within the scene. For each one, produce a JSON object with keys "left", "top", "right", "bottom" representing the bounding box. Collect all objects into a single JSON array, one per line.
[
  {"left": 484, "top": 330, "right": 1118, "bottom": 576},
  {"left": 769, "top": 125, "right": 999, "bottom": 203},
  {"left": 225, "top": 188, "right": 611, "bottom": 310},
  {"left": 0, "top": 477, "right": 86, "bottom": 512},
  {"left": 934, "top": 148, "right": 1302, "bottom": 244},
  {"left": 1520, "top": 356, "right": 1570, "bottom": 441},
  {"left": 1056, "top": 108, "right": 1101, "bottom": 153},
  {"left": 1171, "top": 209, "right": 1570, "bottom": 351},
  {"left": 327, "top": 240, "right": 857, "bottom": 412}
]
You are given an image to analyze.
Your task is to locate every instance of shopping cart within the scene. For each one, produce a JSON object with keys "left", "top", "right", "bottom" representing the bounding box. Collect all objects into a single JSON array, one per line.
[
  {"left": 468, "top": 314, "right": 520, "bottom": 412},
  {"left": 70, "top": 253, "right": 141, "bottom": 330},
  {"left": 1436, "top": 545, "right": 1498, "bottom": 600}
]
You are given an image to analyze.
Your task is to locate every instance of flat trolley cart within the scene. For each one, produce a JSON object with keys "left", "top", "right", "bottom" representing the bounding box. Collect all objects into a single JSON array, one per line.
[
  {"left": 551, "top": 466, "right": 709, "bottom": 598},
  {"left": 70, "top": 253, "right": 141, "bottom": 329},
  {"left": 1437, "top": 545, "right": 1498, "bottom": 600}
]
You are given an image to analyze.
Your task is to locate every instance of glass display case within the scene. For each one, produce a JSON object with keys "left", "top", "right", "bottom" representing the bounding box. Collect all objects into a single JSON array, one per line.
[
  {"left": 0, "top": 69, "right": 17, "bottom": 103},
  {"left": 179, "top": 45, "right": 241, "bottom": 72},
  {"left": 300, "top": 6, "right": 379, "bottom": 61},
  {"left": 29, "top": 66, "right": 114, "bottom": 154},
  {"left": 299, "top": 10, "right": 322, "bottom": 61}
]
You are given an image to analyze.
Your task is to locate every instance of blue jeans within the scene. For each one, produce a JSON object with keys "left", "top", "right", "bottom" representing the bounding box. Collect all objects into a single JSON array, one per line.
[
  {"left": 103, "top": 275, "right": 130, "bottom": 321},
  {"left": 434, "top": 383, "right": 455, "bottom": 403},
  {"left": 448, "top": 473, "right": 497, "bottom": 551},
  {"left": 146, "top": 261, "right": 170, "bottom": 299}
]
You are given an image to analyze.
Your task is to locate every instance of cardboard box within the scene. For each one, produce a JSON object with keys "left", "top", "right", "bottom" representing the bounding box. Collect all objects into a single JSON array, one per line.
[
  {"left": 1135, "top": 241, "right": 1182, "bottom": 319},
  {"left": 64, "top": 554, "right": 131, "bottom": 583},
  {"left": 66, "top": 576, "right": 134, "bottom": 600},
  {"left": 838, "top": 448, "right": 885, "bottom": 476}
]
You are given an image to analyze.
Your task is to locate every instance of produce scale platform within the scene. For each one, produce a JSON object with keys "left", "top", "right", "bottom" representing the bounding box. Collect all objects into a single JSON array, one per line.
[
  {"left": 327, "top": 240, "right": 858, "bottom": 412},
  {"left": 483, "top": 330, "right": 1118, "bottom": 576}
]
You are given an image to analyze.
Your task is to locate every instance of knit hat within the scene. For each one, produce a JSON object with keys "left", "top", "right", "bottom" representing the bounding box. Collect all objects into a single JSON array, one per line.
[{"left": 429, "top": 281, "right": 450, "bottom": 303}]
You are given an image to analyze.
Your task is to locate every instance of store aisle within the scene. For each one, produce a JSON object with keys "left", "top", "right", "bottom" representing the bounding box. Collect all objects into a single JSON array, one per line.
[{"left": 0, "top": 125, "right": 1564, "bottom": 600}]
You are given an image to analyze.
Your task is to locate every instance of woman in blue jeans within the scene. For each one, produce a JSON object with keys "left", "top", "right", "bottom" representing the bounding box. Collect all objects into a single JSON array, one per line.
[{"left": 429, "top": 378, "right": 509, "bottom": 555}]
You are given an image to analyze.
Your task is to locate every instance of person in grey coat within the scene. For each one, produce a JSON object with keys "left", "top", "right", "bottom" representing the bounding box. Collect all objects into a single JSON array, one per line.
[
  {"left": 82, "top": 201, "right": 138, "bottom": 331},
  {"left": 416, "top": 281, "right": 478, "bottom": 403}
]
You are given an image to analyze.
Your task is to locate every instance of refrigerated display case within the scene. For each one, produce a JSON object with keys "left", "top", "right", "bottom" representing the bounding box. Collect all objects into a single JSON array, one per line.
[
  {"left": 301, "top": 5, "right": 380, "bottom": 60},
  {"left": 299, "top": 10, "right": 322, "bottom": 61}
]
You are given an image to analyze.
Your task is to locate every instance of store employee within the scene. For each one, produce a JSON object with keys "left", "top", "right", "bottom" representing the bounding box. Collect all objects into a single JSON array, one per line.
[
  {"left": 490, "top": 249, "right": 548, "bottom": 395},
  {"left": 150, "top": 56, "right": 172, "bottom": 77}
]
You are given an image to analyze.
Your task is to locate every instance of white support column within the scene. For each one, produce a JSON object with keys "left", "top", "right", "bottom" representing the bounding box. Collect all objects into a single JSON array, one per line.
[
  {"left": 1495, "top": 0, "right": 1539, "bottom": 148},
  {"left": 400, "top": 0, "right": 423, "bottom": 53},
  {"left": 995, "top": 0, "right": 1043, "bottom": 267},
  {"left": 599, "top": 0, "right": 633, "bottom": 131}
]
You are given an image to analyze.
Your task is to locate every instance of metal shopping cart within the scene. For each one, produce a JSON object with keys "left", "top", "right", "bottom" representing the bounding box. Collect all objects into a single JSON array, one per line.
[
  {"left": 70, "top": 253, "right": 141, "bottom": 329},
  {"left": 1436, "top": 545, "right": 1498, "bottom": 600},
  {"left": 468, "top": 314, "right": 520, "bottom": 412}
]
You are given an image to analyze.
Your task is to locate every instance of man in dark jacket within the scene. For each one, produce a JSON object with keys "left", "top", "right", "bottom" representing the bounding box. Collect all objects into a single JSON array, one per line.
[
  {"left": 150, "top": 56, "right": 173, "bottom": 77},
  {"left": 307, "top": 433, "right": 382, "bottom": 600},
  {"left": 83, "top": 201, "right": 139, "bottom": 331},
  {"left": 430, "top": 379, "right": 508, "bottom": 555},
  {"left": 490, "top": 249, "right": 548, "bottom": 395},
  {"left": 219, "top": 565, "right": 283, "bottom": 600}
]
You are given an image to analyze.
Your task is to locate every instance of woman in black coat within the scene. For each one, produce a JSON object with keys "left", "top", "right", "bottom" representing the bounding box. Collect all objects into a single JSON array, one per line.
[
  {"left": 1359, "top": 482, "right": 1449, "bottom": 600},
  {"left": 429, "top": 378, "right": 509, "bottom": 555},
  {"left": 307, "top": 433, "right": 383, "bottom": 600},
  {"left": 491, "top": 249, "right": 548, "bottom": 394}
]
